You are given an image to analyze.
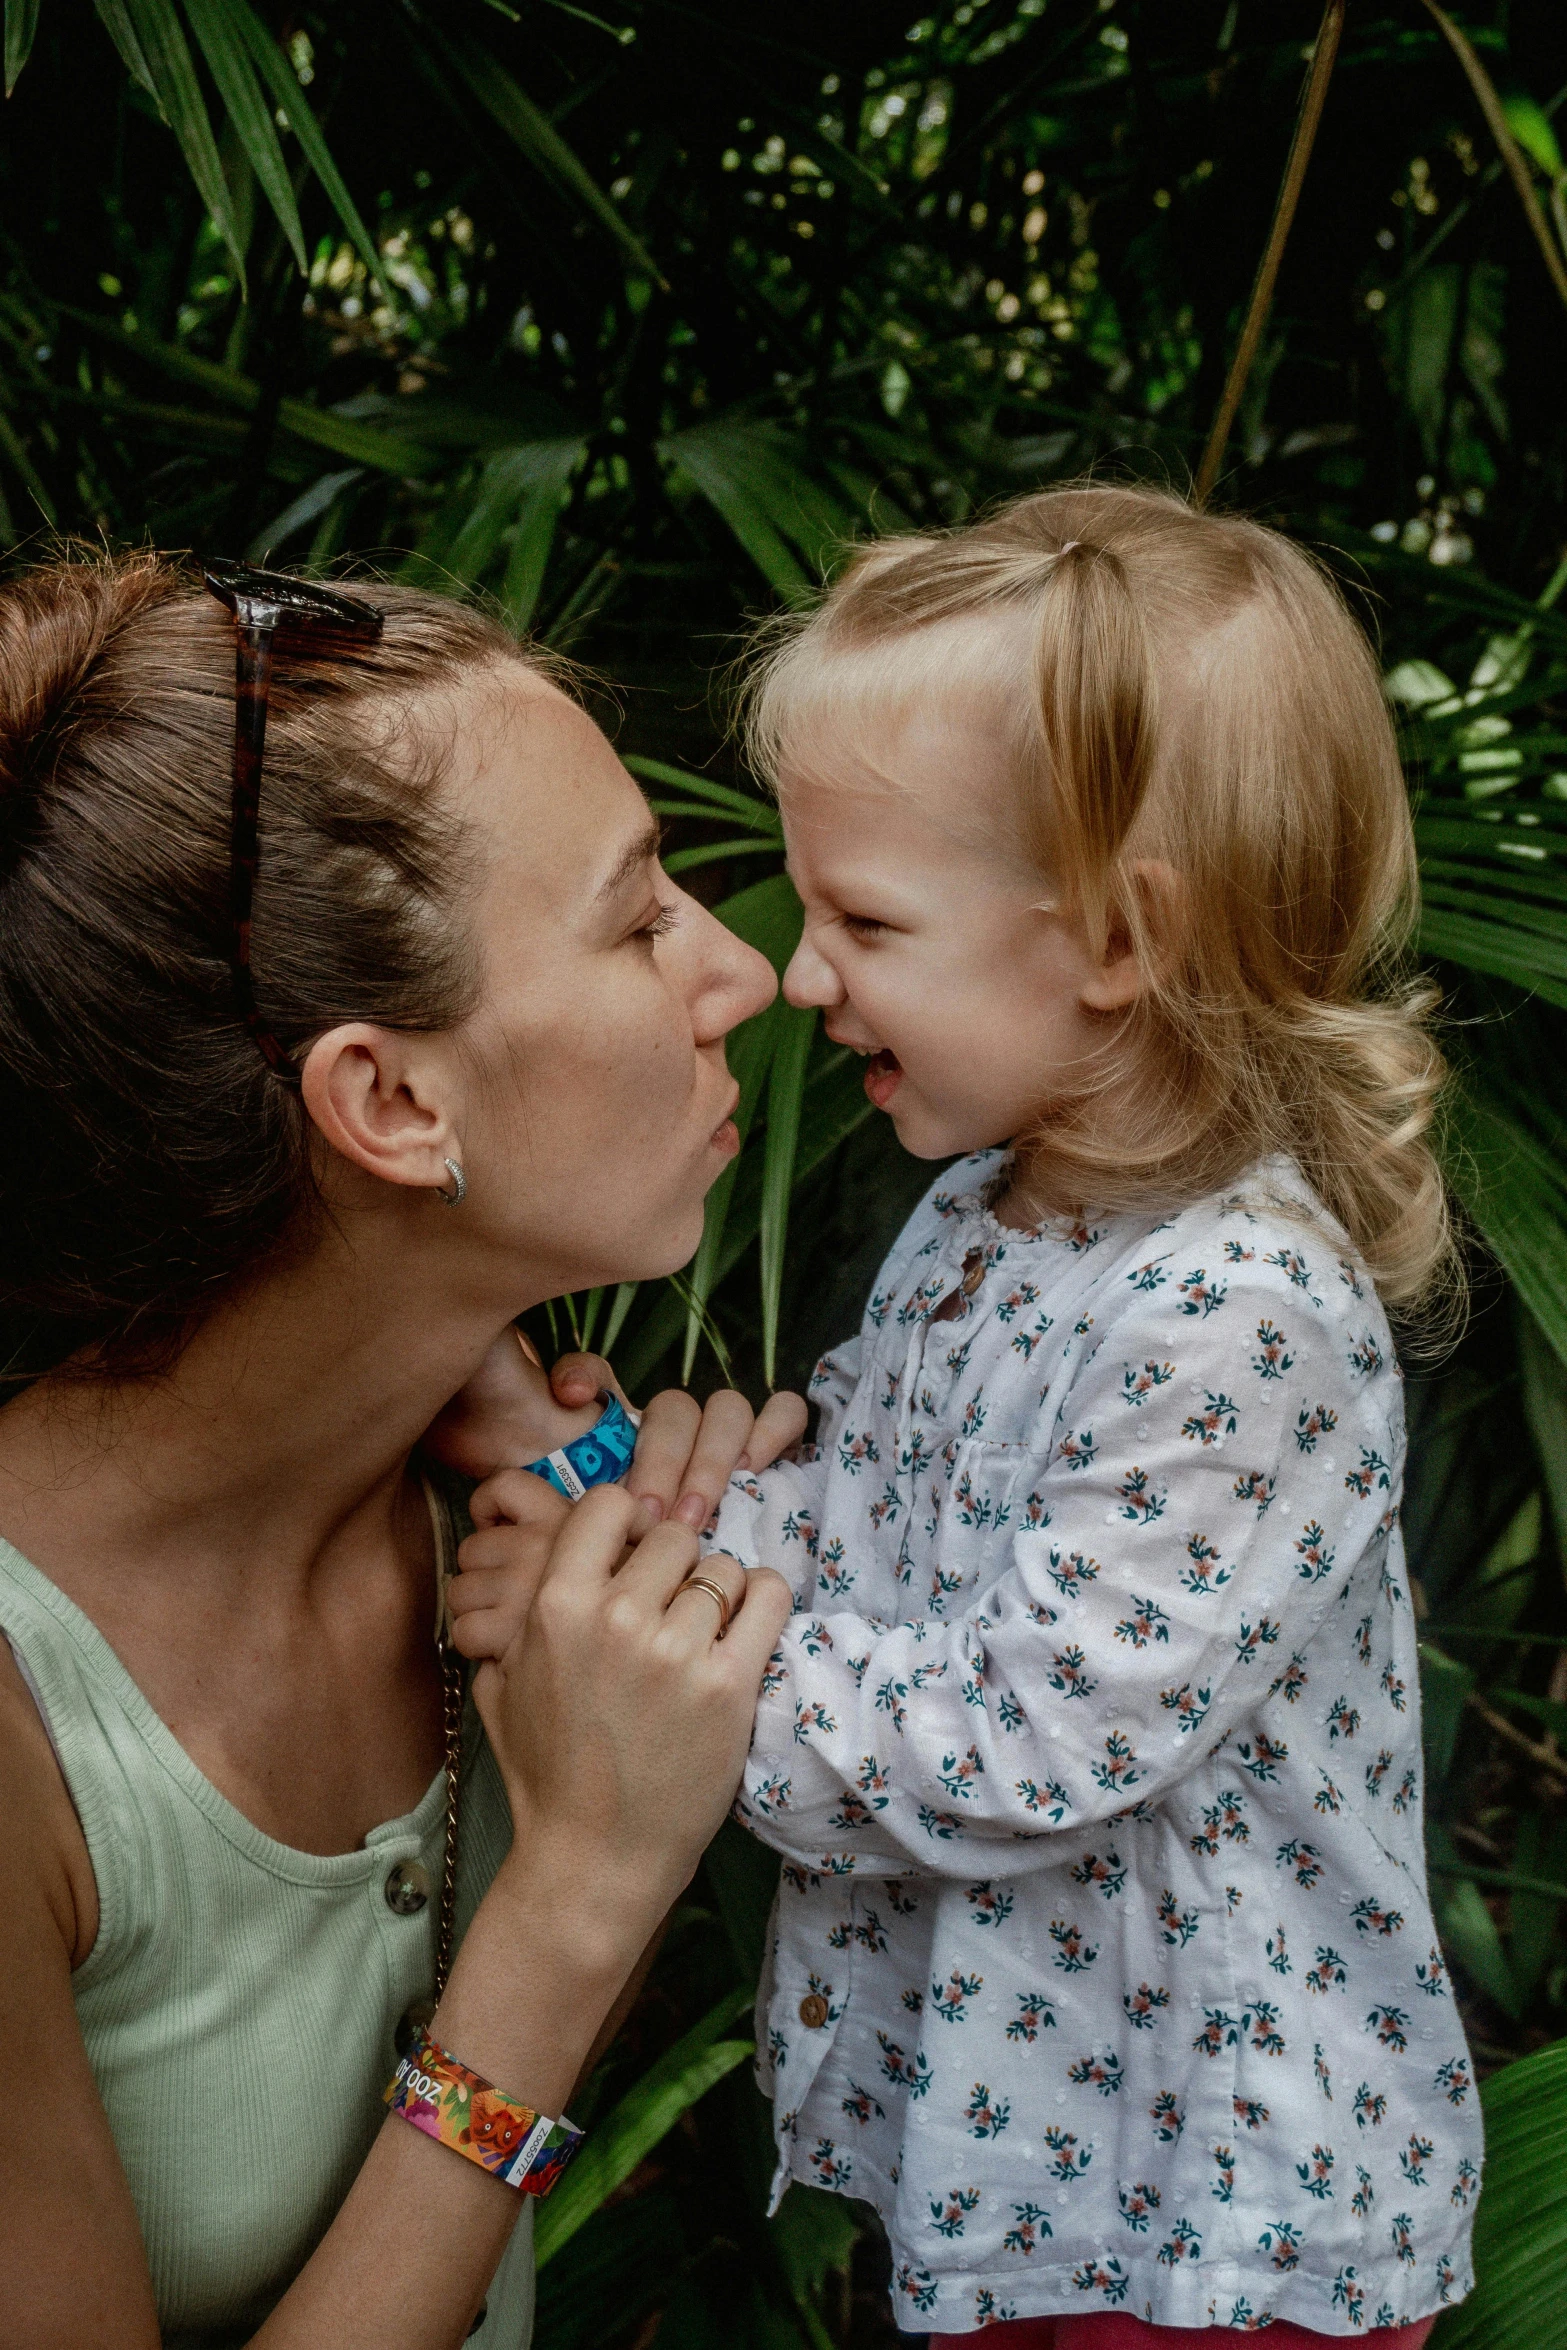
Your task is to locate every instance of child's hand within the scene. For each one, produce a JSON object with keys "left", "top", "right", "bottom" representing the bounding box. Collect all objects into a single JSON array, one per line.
[
  {"left": 425, "top": 1326, "right": 810, "bottom": 1532},
  {"left": 444, "top": 1470, "right": 582, "bottom": 1663},
  {"left": 424, "top": 1326, "right": 603, "bottom": 1481}
]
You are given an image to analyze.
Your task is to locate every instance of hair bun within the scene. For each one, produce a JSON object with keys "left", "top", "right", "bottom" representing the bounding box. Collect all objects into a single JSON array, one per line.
[{"left": 0, "top": 548, "right": 181, "bottom": 868}]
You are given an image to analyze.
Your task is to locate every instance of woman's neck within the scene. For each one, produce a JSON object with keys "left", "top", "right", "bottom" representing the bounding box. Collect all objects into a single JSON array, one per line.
[
  {"left": 0, "top": 1207, "right": 512, "bottom": 1612},
  {"left": 0, "top": 1205, "right": 530, "bottom": 1852}
]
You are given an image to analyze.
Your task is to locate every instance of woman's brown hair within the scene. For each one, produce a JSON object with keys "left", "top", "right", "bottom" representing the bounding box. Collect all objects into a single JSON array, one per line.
[
  {"left": 0, "top": 545, "right": 546, "bottom": 1384},
  {"left": 744, "top": 482, "right": 1455, "bottom": 1315}
]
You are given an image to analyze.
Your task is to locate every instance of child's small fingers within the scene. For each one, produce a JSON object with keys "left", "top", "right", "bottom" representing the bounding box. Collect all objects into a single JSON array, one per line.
[
  {"left": 670, "top": 1388, "right": 758, "bottom": 1528},
  {"left": 548, "top": 1350, "right": 628, "bottom": 1410},
  {"left": 468, "top": 1467, "right": 573, "bottom": 1533},
  {"left": 456, "top": 1518, "right": 556, "bottom": 1580},
  {"left": 741, "top": 1389, "right": 810, "bottom": 1471},
  {"left": 450, "top": 1604, "right": 526, "bottom": 1661},
  {"left": 445, "top": 1563, "right": 518, "bottom": 1614},
  {"left": 624, "top": 1388, "right": 703, "bottom": 1519}
]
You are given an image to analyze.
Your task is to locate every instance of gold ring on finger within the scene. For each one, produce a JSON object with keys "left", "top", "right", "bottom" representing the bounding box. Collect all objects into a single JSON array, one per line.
[{"left": 678, "top": 1572, "right": 733, "bottom": 1640}]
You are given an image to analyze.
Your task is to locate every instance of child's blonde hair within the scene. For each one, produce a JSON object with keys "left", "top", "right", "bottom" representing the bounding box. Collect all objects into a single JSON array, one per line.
[{"left": 744, "top": 482, "right": 1454, "bottom": 1314}]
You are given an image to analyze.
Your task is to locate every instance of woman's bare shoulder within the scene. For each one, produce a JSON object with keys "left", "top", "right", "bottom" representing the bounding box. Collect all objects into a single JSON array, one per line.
[{"left": 0, "top": 1636, "right": 98, "bottom": 1968}]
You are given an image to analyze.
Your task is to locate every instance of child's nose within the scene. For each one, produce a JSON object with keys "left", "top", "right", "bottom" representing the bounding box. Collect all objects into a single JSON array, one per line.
[{"left": 782, "top": 930, "right": 843, "bottom": 1010}]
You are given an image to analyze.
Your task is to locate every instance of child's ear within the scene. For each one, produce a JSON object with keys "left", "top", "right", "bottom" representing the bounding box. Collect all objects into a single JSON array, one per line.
[{"left": 1077, "top": 859, "right": 1182, "bottom": 1014}]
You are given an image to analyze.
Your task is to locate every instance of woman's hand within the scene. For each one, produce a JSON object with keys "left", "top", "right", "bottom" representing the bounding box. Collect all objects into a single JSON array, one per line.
[
  {"left": 473, "top": 1485, "right": 791, "bottom": 1916},
  {"left": 425, "top": 1324, "right": 808, "bottom": 1530}
]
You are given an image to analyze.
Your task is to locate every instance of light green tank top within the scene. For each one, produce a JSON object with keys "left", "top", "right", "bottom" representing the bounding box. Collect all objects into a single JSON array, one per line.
[{"left": 0, "top": 1526, "right": 535, "bottom": 2348}]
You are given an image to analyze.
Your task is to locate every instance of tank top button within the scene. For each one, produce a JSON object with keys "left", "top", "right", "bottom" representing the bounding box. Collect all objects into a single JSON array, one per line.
[
  {"left": 798, "top": 1991, "right": 830, "bottom": 2028},
  {"left": 384, "top": 1859, "right": 431, "bottom": 1916}
]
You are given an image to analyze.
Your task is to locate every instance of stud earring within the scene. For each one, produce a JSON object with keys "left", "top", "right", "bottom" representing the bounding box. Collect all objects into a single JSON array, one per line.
[{"left": 434, "top": 1158, "right": 466, "bottom": 1206}]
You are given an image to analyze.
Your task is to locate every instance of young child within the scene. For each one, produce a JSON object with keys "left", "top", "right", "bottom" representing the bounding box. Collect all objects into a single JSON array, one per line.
[{"left": 451, "top": 485, "right": 1479, "bottom": 2345}]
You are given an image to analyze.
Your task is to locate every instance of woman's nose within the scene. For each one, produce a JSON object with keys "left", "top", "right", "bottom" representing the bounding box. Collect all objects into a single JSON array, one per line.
[
  {"left": 782, "top": 929, "right": 843, "bottom": 1011},
  {"left": 694, "top": 915, "right": 776, "bottom": 1043}
]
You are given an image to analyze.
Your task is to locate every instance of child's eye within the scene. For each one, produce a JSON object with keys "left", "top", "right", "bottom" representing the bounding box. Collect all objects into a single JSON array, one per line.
[{"left": 841, "top": 913, "right": 887, "bottom": 940}]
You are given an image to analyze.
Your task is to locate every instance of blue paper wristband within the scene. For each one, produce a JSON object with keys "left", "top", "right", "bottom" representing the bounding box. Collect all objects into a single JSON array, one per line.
[{"left": 522, "top": 1393, "right": 639, "bottom": 1501}]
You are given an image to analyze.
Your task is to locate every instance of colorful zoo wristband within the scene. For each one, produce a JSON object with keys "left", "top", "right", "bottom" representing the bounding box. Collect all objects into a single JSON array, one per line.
[
  {"left": 522, "top": 1392, "right": 639, "bottom": 1501},
  {"left": 385, "top": 2027, "right": 584, "bottom": 2196}
]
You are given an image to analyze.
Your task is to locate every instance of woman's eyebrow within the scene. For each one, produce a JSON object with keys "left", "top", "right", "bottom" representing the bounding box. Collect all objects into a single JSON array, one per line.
[{"left": 593, "top": 818, "right": 663, "bottom": 903}]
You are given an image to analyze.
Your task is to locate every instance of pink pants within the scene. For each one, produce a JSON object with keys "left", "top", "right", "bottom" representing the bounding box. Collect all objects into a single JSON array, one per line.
[{"left": 929, "top": 2321, "right": 1436, "bottom": 2348}]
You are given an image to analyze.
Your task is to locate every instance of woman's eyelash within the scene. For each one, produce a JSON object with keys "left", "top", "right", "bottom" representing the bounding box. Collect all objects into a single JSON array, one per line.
[
  {"left": 841, "top": 913, "right": 886, "bottom": 938},
  {"left": 638, "top": 904, "right": 677, "bottom": 942}
]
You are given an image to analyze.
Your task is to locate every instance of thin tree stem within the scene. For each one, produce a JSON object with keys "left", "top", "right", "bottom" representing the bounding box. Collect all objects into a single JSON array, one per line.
[
  {"left": 1420, "top": 0, "right": 1567, "bottom": 316},
  {"left": 1468, "top": 1693, "right": 1567, "bottom": 1787},
  {"left": 1194, "top": 0, "right": 1346, "bottom": 508}
]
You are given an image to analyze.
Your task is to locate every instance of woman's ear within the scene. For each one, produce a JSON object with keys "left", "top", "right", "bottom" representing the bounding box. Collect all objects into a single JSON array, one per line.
[
  {"left": 1077, "top": 859, "right": 1183, "bottom": 1014},
  {"left": 300, "top": 1023, "right": 462, "bottom": 1194}
]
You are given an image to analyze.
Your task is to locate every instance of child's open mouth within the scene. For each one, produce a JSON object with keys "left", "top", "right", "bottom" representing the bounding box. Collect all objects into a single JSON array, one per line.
[{"left": 864, "top": 1048, "right": 903, "bottom": 1110}]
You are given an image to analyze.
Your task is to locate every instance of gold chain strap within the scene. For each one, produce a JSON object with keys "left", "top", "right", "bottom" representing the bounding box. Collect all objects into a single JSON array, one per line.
[
  {"left": 434, "top": 1636, "right": 464, "bottom": 2001},
  {"left": 419, "top": 1468, "right": 465, "bottom": 2010}
]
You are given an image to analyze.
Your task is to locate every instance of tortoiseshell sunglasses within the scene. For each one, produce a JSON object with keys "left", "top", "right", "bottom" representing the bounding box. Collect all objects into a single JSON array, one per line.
[{"left": 203, "top": 557, "right": 385, "bottom": 1083}]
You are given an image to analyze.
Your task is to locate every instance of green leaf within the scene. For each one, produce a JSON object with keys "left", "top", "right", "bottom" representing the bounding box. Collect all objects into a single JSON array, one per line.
[
  {"left": 1418, "top": 1643, "right": 1474, "bottom": 1784},
  {"left": 1427, "top": 1825, "right": 1521, "bottom": 2017},
  {"left": 500, "top": 439, "right": 583, "bottom": 631},
  {"left": 679, "top": 996, "right": 788, "bottom": 1379},
  {"left": 442, "top": 26, "right": 664, "bottom": 286},
  {"left": 672, "top": 874, "right": 802, "bottom": 1378},
  {"left": 4, "top": 0, "right": 40, "bottom": 94},
  {"left": 770, "top": 2185, "right": 861, "bottom": 2305},
  {"left": 715, "top": 871, "right": 807, "bottom": 974},
  {"left": 759, "top": 1004, "right": 816, "bottom": 1390},
  {"left": 1509, "top": 1812, "right": 1567, "bottom": 1999},
  {"left": 1429, "top": 1858, "right": 1567, "bottom": 1902},
  {"left": 601, "top": 1281, "right": 639, "bottom": 1355},
  {"left": 92, "top": 0, "right": 156, "bottom": 97},
  {"left": 534, "top": 1987, "right": 755, "bottom": 2268},
  {"left": 663, "top": 837, "right": 781, "bottom": 877},
  {"left": 181, "top": 0, "right": 303, "bottom": 272},
  {"left": 408, "top": 436, "right": 584, "bottom": 605},
  {"left": 0, "top": 402, "right": 56, "bottom": 525},
  {"left": 1419, "top": 902, "right": 1567, "bottom": 1005},
  {"left": 533, "top": 2186, "right": 677, "bottom": 2350},
  {"left": 98, "top": 0, "right": 247, "bottom": 288},
  {"left": 1505, "top": 94, "right": 1565, "bottom": 180},
  {"left": 1518, "top": 1300, "right": 1567, "bottom": 1571},
  {"left": 702, "top": 1816, "right": 781, "bottom": 1983},
  {"left": 223, "top": 0, "right": 383, "bottom": 289},
  {"left": 614, "top": 1043, "right": 870, "bottom": 1397},
  {"left": 247, "top": 466, "right": 363, "bottom": 562},
  {"left": 1431, "top": 2038, "right": 1567, "bottom": 2347},
  {"left": 1387, "top": 656, "right": 1460, "bottom": 707},
  {"left": 629, "top": 754, "right": 783, "bottom": 837},
  {"left": 275, "top": 398, "right": 434, "bottom": 474},
  {"left": 1443, "top": 1077, "right": 1567, "bottom": 1367},
  {"left": 55, "top": 300, "right": 258, "bottom": 407},
  {"left": 660, "top": 421, "right": 856, "bottom": 606}
]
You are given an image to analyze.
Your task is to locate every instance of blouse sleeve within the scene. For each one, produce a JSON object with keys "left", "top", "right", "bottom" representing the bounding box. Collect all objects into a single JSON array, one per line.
[
  {"left": 705, "top": 1336, "right": 863, "bottom": 1605},
  {"left": 728, "top": 1261, "right": 1399, "bottom": 1880}
]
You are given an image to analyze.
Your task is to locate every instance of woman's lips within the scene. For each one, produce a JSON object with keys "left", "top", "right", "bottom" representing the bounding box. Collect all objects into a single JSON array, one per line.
[
  {"left": 712, "top": 1117, "right": 740, "bottom": 1157},
  {"left": 864, "top": 1049, "right": 903, "bottom": 1110}
]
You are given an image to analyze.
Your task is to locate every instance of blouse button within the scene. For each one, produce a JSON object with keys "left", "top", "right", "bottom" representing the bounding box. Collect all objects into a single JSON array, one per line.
[
  {"left": 384, "top": 1859, "right": 431, "bottom": 1916},
  {"left": 799, "top": 1992, "right": 831, "bottom": 2029}
]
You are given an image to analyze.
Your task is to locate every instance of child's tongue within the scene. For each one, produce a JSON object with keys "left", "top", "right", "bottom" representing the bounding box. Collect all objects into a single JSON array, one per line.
[{"left": 864, "top": 1049, "right": 903, "bottom": 1110}]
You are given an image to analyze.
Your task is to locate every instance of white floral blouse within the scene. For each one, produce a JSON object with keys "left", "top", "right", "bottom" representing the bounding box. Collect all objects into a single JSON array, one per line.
[{"left": 704, "top": 1152, "right": 1480, "bottom": 2338}]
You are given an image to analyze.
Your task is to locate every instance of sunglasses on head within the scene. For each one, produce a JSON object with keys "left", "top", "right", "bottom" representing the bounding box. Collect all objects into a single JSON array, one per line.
[{"left": 202, "top": 557, "right": 385, "bottom": 1083}]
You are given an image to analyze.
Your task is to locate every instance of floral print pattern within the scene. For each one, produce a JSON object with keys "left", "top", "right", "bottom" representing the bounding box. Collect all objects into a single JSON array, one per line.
[{"left": 705, "top": 1153, "right": 1479, "bottom": 2336}]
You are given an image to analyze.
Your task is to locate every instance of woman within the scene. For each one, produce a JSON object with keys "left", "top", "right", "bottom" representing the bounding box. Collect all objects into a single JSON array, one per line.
[{"left": 0, "top": 549, "right": 797, "bottom": 2348}]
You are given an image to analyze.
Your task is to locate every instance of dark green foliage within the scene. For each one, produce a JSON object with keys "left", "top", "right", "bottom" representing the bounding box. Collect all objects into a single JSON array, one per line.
[{"left": 5, "top": 2, "right": 1567, "bottom": 2338}]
